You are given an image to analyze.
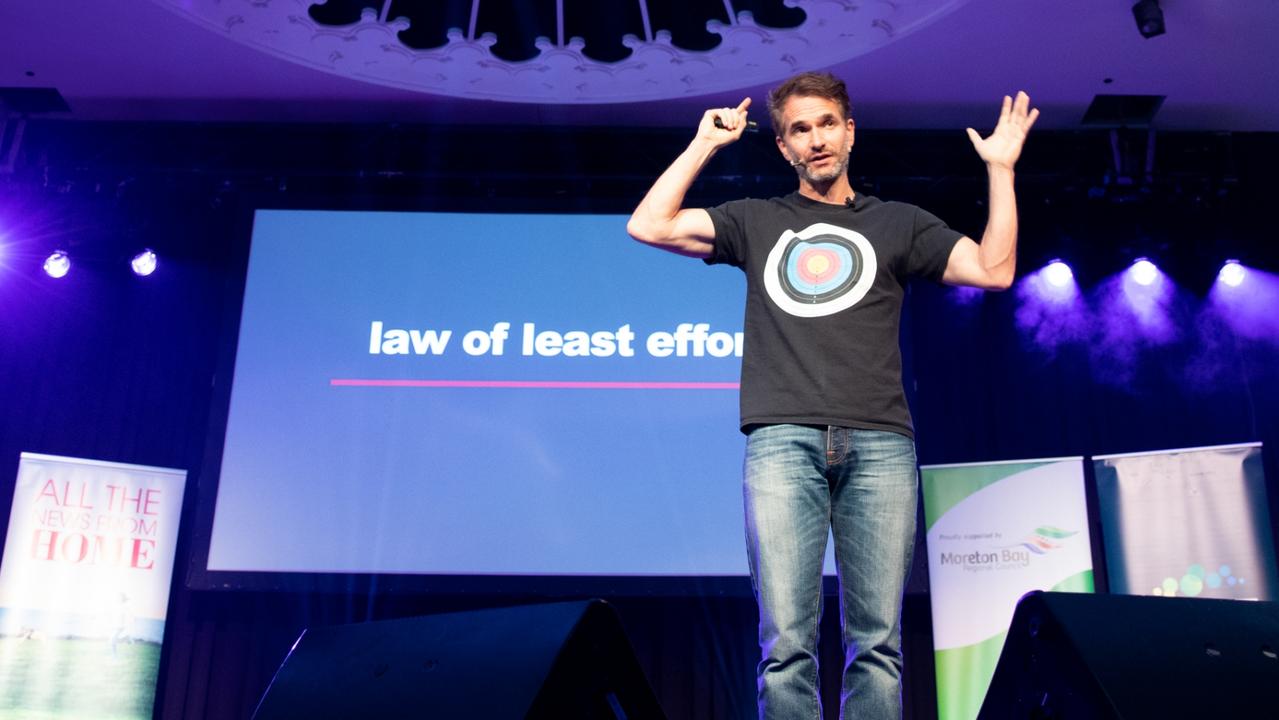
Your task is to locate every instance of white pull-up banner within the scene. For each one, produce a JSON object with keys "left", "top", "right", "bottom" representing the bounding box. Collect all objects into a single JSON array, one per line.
[
  {"left": 921, "top": 457, "right": 1094, "bottom": 720},
  {"left": 0, "top": 452, "right": 187, "bottom": 719},
  {"left": 1094, "top": 442, "right": 1277, "bottom": 600}
]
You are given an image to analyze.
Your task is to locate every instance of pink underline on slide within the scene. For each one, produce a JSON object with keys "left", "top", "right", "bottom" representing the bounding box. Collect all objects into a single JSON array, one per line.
[{"left": 330, "top": 379, "right": 739, "bottom": 390}]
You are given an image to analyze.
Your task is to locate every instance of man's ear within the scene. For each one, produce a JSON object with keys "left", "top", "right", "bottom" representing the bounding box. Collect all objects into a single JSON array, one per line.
[{"left": 776, "top": 135, "right": 797, "bottom": 165}]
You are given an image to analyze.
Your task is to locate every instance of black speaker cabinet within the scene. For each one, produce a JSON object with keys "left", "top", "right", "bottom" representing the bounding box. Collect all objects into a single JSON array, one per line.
[
  {"left": 978, "top": 591, "right": 1279, "bottom": 719},
  {"left": 253, "top": 599, "right": 665, "bottom": 719}
]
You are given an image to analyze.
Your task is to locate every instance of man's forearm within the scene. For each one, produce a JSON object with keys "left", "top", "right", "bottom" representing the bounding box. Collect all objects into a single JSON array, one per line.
[
  {"left": 627, "top": 139, "right": 717, "bottom": 242},
  {"left": 960, "top": 91, "right": 1037, "bottom": 290},
  {"left": 977, "top": 164, "right": 1018, "bottom": 289}
]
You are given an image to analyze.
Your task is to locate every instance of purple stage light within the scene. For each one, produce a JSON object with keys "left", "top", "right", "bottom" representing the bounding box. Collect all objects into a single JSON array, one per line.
[
  {"left": 1208, "top": 265, "right": 1279, "bottom": 344},
  {"left": 1218, "top": 260, "right": 1245, "bottom": 288},
  {"left": 1116, "top": 259, "right": 1175, "bottom": 343},
  {"left": 948, "top": 285, "right": 984, "bottom": 306},
  {"left": 1022, "top": 260, "right": 1078, "bottom": 305},
  {"left": 1044, "top": 260, "right": 1073, "bottom": 288},
  {"left": 43, "top": 251, "right": 70, "bottom": 279},
  {"left": 1129, "top": 258, "right": 1158, "bottom": 286},
  {"left": 1014, "top": 262, "right": 1087, "bottom": 354},
  {"left": 131, "top": 249, "right": 157, "bottom": 277}
]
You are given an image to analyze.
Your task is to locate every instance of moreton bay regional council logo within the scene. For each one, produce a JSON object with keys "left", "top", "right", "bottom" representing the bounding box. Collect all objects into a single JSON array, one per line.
[{"left": 763, "top": 223, "right": 877, "bottom": 318}]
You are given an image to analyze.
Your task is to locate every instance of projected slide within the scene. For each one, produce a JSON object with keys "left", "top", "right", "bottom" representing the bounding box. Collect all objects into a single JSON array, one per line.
[{"left": 206, "top": 209, "right": 755, "bottom": 576}]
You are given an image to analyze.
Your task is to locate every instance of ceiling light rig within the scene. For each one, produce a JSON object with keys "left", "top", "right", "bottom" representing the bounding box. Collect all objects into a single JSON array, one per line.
[
  {"left": 157, "top": 0, "right": 973, "bottom": 103},
  {"left": 1131, "top": 0, "right": 1165, "bottom": 39}
]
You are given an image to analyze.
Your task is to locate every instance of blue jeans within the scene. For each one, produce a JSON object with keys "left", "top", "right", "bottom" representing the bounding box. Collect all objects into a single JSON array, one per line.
[{"left": 744, "top": 424, "right": 918, "bottom": 720}]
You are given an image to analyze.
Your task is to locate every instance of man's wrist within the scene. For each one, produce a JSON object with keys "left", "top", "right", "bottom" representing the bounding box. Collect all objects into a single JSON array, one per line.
[
  {"left": 684, "top": 138, "right": 723, "bottom": 169},
  {"left": 688, "top": 136, "right": 721, "bottom": 156}
]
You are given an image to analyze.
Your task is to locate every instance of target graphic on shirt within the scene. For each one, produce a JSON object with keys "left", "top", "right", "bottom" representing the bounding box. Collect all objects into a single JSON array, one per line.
[{"left": 763, "top": 222, "right": 878, "bottom": 317}]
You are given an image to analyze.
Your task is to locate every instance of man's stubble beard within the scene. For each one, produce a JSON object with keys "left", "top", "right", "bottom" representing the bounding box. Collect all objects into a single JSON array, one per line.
[{"left": 799, "top": 150, "right": 850, "bottom": 185}]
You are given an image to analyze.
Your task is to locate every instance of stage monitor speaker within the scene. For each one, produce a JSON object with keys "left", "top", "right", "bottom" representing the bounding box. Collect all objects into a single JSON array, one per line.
[
  {"left": 252, "top": 599, "right": 665, "bottom": 719},
  {"left": 978, "top": 591, "right": 1279, "bottom": 719}
]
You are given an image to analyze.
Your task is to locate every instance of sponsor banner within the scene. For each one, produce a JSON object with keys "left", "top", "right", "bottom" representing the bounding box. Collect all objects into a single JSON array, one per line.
[
  {"left": 1094, "top": 442, "right": 1277, "bottom": 600},
  {"left": 0, "top": 453, "right": 187, "bottom": 719},
  {"left": 922, "top": 457, "right": 1093, "bottom": 720}
]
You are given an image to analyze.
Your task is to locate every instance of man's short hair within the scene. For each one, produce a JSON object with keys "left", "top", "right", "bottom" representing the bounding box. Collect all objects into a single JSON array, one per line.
[{"left": 767, "top": 71, "right": 852, "bottom": 134}]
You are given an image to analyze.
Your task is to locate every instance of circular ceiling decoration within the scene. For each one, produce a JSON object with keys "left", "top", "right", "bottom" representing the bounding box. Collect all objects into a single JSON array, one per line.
[{"left": 157, "top": 0, "right": 970, "bottom": 104}]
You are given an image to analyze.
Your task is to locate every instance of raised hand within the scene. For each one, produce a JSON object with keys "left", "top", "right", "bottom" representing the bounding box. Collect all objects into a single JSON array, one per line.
[
  {"left": 698, "top": 97, "right": 752, "bottom": 149},
  {"left": 967, "top": 91, "right": 1039, "bottom": 169}
]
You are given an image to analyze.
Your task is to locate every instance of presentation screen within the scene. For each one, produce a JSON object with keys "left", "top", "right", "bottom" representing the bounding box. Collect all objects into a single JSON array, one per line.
[{"left": 198, "top": 208, "right": 765, "bottom": 585}]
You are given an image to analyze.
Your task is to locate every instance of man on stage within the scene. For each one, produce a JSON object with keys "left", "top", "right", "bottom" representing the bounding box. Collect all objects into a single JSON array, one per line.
[{"left": 626, "top": 72, "right": 1038, "bottom": 718}]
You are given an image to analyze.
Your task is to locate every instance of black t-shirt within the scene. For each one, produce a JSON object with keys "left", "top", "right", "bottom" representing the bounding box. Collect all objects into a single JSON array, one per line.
[{"left": 705, "top": 192, "right": 963, "bottom": 437}]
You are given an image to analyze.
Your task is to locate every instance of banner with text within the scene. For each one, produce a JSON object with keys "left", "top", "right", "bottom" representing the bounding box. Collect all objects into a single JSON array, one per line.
[
  {"left": 0, "top": 452, "right": 186, "bottom": 719},
  {"left": 922, "top": 457, "right": 1093, "bottom": 720},
  {"left": 1094, "top": 442, "right": 1277, "bottom": 600}
]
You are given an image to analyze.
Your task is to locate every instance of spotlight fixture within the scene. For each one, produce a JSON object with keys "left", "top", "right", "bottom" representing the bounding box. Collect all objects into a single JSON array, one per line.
[
  {"left": 1129, "top": 258, "right": 1158, "bottom": 286},
  {"left": 1218, "top": 260, "right": 1246, "bottom": 288},
  {"left": 1132, "top": 0, "right": 1165, "bottom": 39},
  {"left": 131, "top": 249, "right": 158, "bottom": 277},
  {"left": 43, "top": 250, "right": 70, "bottom": 279},
  {"left": 1044, "top": 260, "right": 1074, "bottom": 288}
]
